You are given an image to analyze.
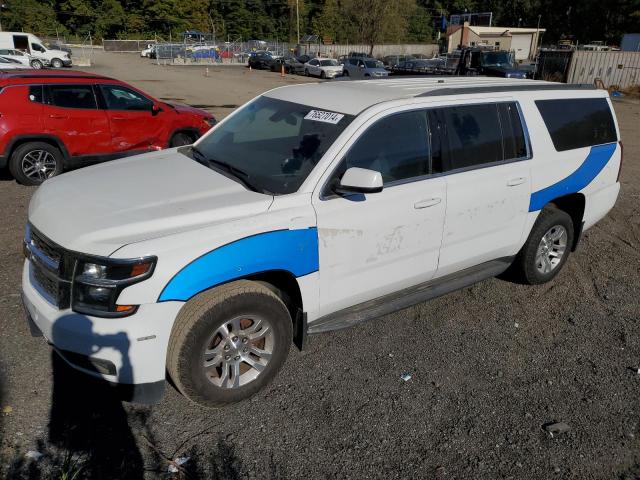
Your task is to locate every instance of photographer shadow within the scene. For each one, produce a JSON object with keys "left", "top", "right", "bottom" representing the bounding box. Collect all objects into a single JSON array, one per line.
[{"left": 48, "top": 314, "right": 144, "bottom": 479}]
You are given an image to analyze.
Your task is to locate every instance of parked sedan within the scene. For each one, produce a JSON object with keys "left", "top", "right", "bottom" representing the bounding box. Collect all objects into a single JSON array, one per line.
[
  {"left": 0, "top": 57, "right": 30, "bottom": 69},
  {"left": 342, "top": 57, "right": 389, "bottom": 78},
  {"left": 391, "top": 58, "right": 445, "bottom": 75},
  {"left": 304, "top": 58, "right": 342, "bottom": 79},
  {"left": 0, "top": 49, "right": 33, "bottom": 66},
  {"left": 248, "top": 51, "right": 275, "bottom": 70},
  {"left": 269, "top": 55, "right": 305, "bottom": 74}
]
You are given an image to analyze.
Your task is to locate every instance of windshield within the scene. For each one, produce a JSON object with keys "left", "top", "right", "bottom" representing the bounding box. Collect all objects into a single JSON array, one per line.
[
  {"left": 186, "top": 96, "right": 354, "bottom": 194},
  {"left": 364, "top": 60, "right": 383, "bottom": 68},
  {"left": 320, "top": 59, "right": 338, "bottom": 66},
  {"left": 481, "top": 52, "right": 515, "bottom": 68}
]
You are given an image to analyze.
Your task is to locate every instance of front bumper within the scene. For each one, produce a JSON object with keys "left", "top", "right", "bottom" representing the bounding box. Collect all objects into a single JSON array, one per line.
[
  {"left": 62, "top": 59, "right": 73, "bottom": 67},
  {"left": 22, "top": 260, "right": 183, "bottom": 402}
]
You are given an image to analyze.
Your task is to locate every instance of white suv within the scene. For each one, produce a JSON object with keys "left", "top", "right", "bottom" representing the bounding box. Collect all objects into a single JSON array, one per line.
[{"left": 22, "top": 78, "right": 622, "bottom": 407}]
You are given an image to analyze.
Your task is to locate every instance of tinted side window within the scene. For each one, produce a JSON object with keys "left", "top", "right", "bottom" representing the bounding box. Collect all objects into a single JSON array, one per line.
[
  {"left": 441, "top": 104, "right": 503, "bottom": 170},
  {"left": 498, "top": 102, "right": 528, "bottom": 160},
  {"left": 100, "top": 84, "right": 153, "bottom": 111},
  {"left": 341, "top": 111, "right": 429, "bottom": 185},
  {"left": 28, "top": 85, "right": 43, "bottom": 103},
  {"left": 48, "top": 85, "right": 97, "bottom": 109},
  {"left": 535, "top": 98, "right": 617, "bottom": 151}
]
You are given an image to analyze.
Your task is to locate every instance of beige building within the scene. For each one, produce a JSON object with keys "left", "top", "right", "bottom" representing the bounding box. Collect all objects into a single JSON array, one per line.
[{"left": 447, "top": 23, "right": 545, "bottom": 60}]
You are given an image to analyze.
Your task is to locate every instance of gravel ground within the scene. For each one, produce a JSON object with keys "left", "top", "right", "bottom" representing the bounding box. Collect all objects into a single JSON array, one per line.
[{"left": 1, "top": 53, "right": 639, "bottom": 479}]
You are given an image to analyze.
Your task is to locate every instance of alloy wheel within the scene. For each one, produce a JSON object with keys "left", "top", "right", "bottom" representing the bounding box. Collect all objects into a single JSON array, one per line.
[
  {"left": 21, "top": 150, "right": 58, "bottom": 182},
  {"left": 535, "top": 225, "right": 567, "bottom": 274},
  {"left": 203, "top": 315, "right": 274, "bottom": 389}
]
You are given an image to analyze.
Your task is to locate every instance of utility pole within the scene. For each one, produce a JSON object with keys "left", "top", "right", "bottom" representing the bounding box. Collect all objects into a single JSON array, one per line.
[{"left": 296, "top": 0, "right": 300, "bottom": 44}]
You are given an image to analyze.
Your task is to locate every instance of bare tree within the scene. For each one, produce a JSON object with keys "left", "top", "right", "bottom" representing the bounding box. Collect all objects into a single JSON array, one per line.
[{"left": 343, "top": 0, "right": 414, "bottom": 55}]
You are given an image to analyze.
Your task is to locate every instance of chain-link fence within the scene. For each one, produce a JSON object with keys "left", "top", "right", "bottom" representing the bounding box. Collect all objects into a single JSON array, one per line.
[{"left": 104, "top": 36, "right": 439, "bottom": 66}]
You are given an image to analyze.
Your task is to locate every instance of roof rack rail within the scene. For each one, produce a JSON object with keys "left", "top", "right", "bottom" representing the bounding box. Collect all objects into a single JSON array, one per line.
[{"left": 417, "top": 83, "right": 596, "bottom": 97}]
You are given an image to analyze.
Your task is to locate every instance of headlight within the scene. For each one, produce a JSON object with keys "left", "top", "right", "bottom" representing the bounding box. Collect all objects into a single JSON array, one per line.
[{"left": 72, "top": 256, "right": 156, "bottom": 317}]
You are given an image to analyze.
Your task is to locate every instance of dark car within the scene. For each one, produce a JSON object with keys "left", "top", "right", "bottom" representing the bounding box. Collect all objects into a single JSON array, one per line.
[
  {"left": 248, "top": 51, "right": 274, "bottom": 70},
  {"left": 457, "top": 49, "right": 528, "bottom": 79},
  {"left": 391, "top": 58, "right": 445, "bottom": 75},
  {"left": 296, "top": 54, "right": 311, "bottom": 64},
  {"left": 382, "top": 55, "right": 415, "bottom": 69},
  {"left": 269, "top": 55, "right": 305, "bottom": 74},
  {"left": 47, "top": 42, "right": 73, "bottom": 56}
]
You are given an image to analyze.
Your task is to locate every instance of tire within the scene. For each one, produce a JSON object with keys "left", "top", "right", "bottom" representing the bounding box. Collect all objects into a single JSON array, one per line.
[
  {"left": 167, "top": 280, "right": 293, "bottom": 408},
  {"left": 170, "top": 132, "right": 194, "bottom": 147},
  {"left": 511, "top": 206, "right": 574, "bottom": 285},
  {"left": 51, "top": 58, "right": 63, "bottom": 69},
  {"left": 304, "top": 68, "right": 309, "bottom": 77},
  {"left": 9, "top": 142, "right": 64, "bottom": 186},
  {"left": 343, "top": 70, "right": 349, "bottom": 77},
  {"left": 320, "top": 70, "right": 326, "bottom": 79},
  {"left": 30, "top": 59, "right": 44, "bottom": 69}
]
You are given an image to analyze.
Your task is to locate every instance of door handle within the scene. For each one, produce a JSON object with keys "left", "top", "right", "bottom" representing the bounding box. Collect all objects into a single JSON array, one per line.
[
  {"left": 48, "top": 114, "right": 68, "bottom": 119},
  {"left": 414, "top": 198, "right": 442, "bottom": 209},
  {"left": 507, "top": 177, "right": 527, "bottom": 186}
]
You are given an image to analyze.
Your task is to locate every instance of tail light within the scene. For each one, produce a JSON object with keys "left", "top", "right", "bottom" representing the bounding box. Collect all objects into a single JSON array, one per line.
[{"left": 617, "top": 140, "right": 624, "bottom": 182}]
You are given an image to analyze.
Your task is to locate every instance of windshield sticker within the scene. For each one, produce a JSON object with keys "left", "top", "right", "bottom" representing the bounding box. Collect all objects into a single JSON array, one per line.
[{"left": 304, "top": 110, "right": 344, "bottom": 124}]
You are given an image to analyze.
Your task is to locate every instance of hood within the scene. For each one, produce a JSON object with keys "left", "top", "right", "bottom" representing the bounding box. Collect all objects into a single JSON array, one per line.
[
  {"left": 28, "top": 150, "right": 273, "bottom": 257},
  {"left": 166, "top": 102, "right": 211, "bottom": 118}
]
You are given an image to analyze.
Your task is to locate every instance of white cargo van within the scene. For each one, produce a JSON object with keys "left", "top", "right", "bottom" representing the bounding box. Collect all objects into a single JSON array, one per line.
[
  {"left": 21, "top": 78, "right": 622, "bottom": 407},
  {"left": 0, "top": 32, "right": 71, "bottom": 69}
]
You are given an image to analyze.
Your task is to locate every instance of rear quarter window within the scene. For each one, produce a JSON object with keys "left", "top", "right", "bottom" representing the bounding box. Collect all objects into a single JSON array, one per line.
[{"left": 535, "top": 98, "right": 617, "bottom": 151}]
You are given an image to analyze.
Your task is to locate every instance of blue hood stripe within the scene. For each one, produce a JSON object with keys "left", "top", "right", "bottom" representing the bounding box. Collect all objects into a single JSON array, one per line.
[
  {"left": 529, "top": 143, "right": 617, "bottom": 212},
  {"left": 159, "top": 228, "right": 319, "bottom": 302}
]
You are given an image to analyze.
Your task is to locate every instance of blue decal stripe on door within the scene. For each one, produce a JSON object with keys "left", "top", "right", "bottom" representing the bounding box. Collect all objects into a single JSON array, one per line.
[
  {"left": 159, "top": 228, "right": 319, "bottom": 302},
  {"left": 529, "top": 143, "right": 617, "bottom": 212}
]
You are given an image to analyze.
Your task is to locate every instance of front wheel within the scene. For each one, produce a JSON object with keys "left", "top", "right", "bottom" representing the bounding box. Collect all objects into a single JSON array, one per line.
[
  {"left": 304, "top": 68, "right": 309, "bottom": 77},
  {"left": 511, "top": 206, "right": 574, "bottom": 285},
  {"left": 9, "top": 142, "right": 64, "bottom": 186},
  {"left": 51, "top": 58, "right": 64, "bottom": 68},
  {"left": 170, "top": 132, "right": 195, "bottom": 147},
  {"left": 167, "top": 280, "right": 293, "bottom": 407},
  {"left": 320, "top": 70, "right": 326, "bottom": 79}
]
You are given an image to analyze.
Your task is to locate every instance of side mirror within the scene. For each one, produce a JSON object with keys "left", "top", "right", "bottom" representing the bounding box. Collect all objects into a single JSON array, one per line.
[
  {"left": 151, "top": 103, "right": 163, "bottom": 116},
  {"left": 334, "top": 167, "right": 383, "bottom": 195}
]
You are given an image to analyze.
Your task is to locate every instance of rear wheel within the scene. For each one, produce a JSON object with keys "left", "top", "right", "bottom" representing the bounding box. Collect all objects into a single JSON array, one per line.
[
  {"left": 30, "top": 59, "right": 44, "bottom": 69},
  {"left": 51, "top": 58, "right": 64, "bottom": 69},
  {"left": 9, "top": 142, "right": 64, "bottom": 186},
  {"left": 167, "top": 280, "right": 293, "bottom": 407},
  {"left": 511, "top": 206, "right": 574, "bottom": 284},
  {"left": 320, "top": 70, "right": 326, "bottom": 79},
  {"left": 343, "top": 70, "right": 349, "bottom": 77},
  {"left": 305, "top": 68, "right": 309, "bottom": 76},
  {"left": 170, "top": 132, "right": 195, "bottom": 147}
]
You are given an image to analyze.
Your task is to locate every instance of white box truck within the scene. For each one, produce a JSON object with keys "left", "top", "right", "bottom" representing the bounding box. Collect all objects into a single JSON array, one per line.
[{"left": 0, "top": 32, "right": 72, "bottom": 69}]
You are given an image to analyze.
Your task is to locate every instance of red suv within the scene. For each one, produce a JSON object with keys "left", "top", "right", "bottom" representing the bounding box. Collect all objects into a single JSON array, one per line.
[{"left": 0, "top": 70, "right": 216, "bottom": 185}]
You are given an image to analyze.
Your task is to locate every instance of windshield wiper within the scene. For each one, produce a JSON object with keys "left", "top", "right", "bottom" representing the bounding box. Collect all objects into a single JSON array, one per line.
[
  {"left": 189, "top": 145, "right": 209, "bottom": 165},
  {"left": 188, "top": 146, "right": 265, "bottom": 194}
]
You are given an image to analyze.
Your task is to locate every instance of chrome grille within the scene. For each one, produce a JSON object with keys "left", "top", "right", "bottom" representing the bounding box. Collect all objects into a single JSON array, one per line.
[{"left": 25, "top": 224, "right": 72, "bottom": 309}]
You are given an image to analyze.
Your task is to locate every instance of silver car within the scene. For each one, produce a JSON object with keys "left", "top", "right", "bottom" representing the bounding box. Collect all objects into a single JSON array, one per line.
[{"left": 342, "top": 58, "right": 389, "bottom": 79}]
